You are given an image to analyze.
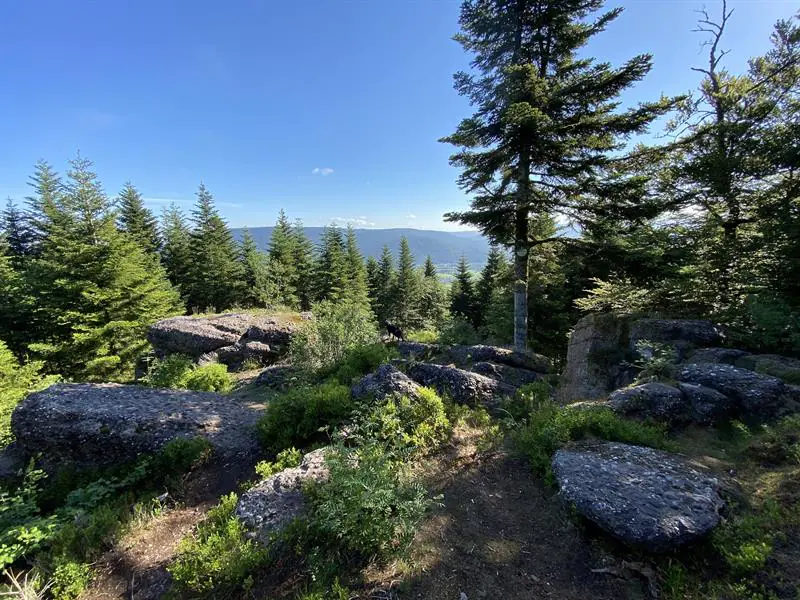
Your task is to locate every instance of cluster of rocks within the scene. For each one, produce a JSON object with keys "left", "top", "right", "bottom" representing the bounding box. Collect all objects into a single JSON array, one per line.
[{"left": 147, "top": 312, "right": 311, "bottom": 369}]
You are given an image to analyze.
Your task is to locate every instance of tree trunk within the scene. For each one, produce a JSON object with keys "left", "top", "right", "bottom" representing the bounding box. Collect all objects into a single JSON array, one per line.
[{"left": 513, "top": 206, "right": 529, "bottom": 354}]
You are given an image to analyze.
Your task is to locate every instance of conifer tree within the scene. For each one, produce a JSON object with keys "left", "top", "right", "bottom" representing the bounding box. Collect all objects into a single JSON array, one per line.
[
  {"left": 1, "top": 199, "right": 33, "bottom": 265},
  {"left": 268, "top": 209, "right": 299, "bottom": 307},
  {"left": 0, "top": 235, "right": 30, "bottom": 354},
  {"left": 344, "top": 225, "right": 370, "bottom": 307},
  {"left": 443, "top": 0, "right": 676, "bottom": 351},
  {"left": 419, "top": 260, "right": 449, "bottom": 330},
  {"left": 313, "top": 226, "right": 349, "bottom": 303},
  {"left": 475, "top": 245, "right": 509, "bottom": 327},
  {"left": 239, "top": 228, "right": 277, "bottom": 307},
  {"left": 117, "top": 182, "right": 160, "bottom": 255},
  {"left": 25, "top": 156, "right": 182, "bottom": 380},
  {"left": 292, "top": 219, "right": 315, "bottom": 310},
  {"left": 423, "top": 256, "right": 437, "bottom": 278},
  {"left": 160, "top": 203, "right": 192, "bottom": 292},
  {"left": 186, "top": 184, "right": 245, "bottom": 312},
  {"left": 25, "top": 160, "right": 63, "bottom": 254},
  {"left": 366, "top": 255, "right": 381, "bottom": 314},
  {"left": 374, "top": 245, "right": 396, "bottom": 324},
  {"left": 449, "top": 255, "right": 478, "bottom": 325},
  {"left": 389, "top": 236, "right": 422, "bottom": 329}
]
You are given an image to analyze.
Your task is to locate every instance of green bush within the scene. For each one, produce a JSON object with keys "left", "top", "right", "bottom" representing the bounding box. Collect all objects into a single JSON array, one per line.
[
  {"left": 305, "top": 444, "right": 430, "bottom": 565},
  {"left": 501, "top": 381, "right": 551, "bottom": 422},
  {"left": 349, "top": 387, "right": 450, "bottom": 455},
  {"left": 405, "top": 329, "right": 440, "bottom": 344},
  {"left": 439, "top": 316, "right": 480, "bottom": 346},
  {"left": 630, "top": 339, "right": 678, "bottom": 383},
  {"left": 735, "top": 294, "right": 800, "bottom": 356},
  {"left": 257, "top": 382, "right": 353, "bottom": 453},
  {"left": 168, "top": 492, "right": 269, "bottom": 598},
  {"left": 513, "top": 400, "right": 669, "bottom": 483},
  {"left": 144, "top": 356, "right": 233, "bottom": 394},
  {"left": 255, "top": 447, "right": 302, "bottom": 479},
  {"left": 51, "top": 559, "right": 93, "bottom": 600},
  {"left": 712, "top": 500, "right": 787, "bottom": 576},
  {"left": 295, "top": 580, "right": 351, "bottom": 600},
  {"left": 291, "top": 300, "right": 380, "bottom": 373},
  {"left": 326, "top": 343, "right": 398, "bottom": 386},
  {"left": 747, "top": 415, "right": 800, "bottom": 466}
]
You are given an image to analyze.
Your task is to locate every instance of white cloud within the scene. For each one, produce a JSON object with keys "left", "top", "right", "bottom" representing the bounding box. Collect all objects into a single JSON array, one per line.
[
  {"left": 332, "top": 216, "right": 376, "bottom": 227},
  {"left": 312, "top": 167, "right": 334, "bottom": 176},
  {"left": 406, "top": 213, "right": 417, "bottom": 219}
]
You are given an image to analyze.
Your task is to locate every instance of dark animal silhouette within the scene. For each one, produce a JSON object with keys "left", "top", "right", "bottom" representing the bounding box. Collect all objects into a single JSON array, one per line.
[{"left": 383, "top": 320, "right": 405, "bottom": 341}]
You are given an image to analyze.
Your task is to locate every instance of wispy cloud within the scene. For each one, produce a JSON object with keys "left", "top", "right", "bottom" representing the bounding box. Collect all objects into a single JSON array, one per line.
[
  {"left": 312, "top": 167, "right": 334, "bottom": 176},
  {"left": 406, "top": 213, "right": 417, "bottom": 219},
  {"left": 332, "top": 216, "right": 376, "bottom": 227}
]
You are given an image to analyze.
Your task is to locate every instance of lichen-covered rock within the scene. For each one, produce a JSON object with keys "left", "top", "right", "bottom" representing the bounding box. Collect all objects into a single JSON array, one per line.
[
  {"left": 471, "top": 362, "right": 541, "bottom": 388},
  {"left": 552, "top": 442, "right": 723, "bottom": 552},
  {"left": 448, "top": 345, "right": 552, "bottom": 374},
  {"left": 351, "top": 364, "right": 422, "bottom": 401},
  {"left": 406, "top": 362, "right": 514, "bottom": 409},
  {"left": 11, "top": 383, "right": 262, "bottom": 472},
  {"left": 608, "top": 383, "right": 687, "bottom": 423},
  {"left": 397, "top": 341, "right": 440, "bottom": 360},
  {"left": 629, "top": 319, "right": 725, "bottom": 355},
  {"left": 677, "top": 363, "right": 787, "bottom": 418},
  {"left": 686, "top": 348, "right": 751, "bottom": 366},
  {"left": 677, "top": 383, "right": 733, "bottom": 425},
  {"left": 236, "top": 449, "right": 328, "bottom": 546},
  {"left": 735, "top": 354, "right": 800, "bottom": 386}
]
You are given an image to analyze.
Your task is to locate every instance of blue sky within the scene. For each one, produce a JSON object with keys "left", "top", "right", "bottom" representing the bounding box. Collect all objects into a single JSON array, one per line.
[{"left": 0, "top": 1, "right": 795, "bottom": 230}]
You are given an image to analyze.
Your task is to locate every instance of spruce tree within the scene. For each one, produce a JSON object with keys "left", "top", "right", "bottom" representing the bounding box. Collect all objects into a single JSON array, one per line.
[
  {"left": 160, "top": 203, "right": 192, "bottom": 293},
  {"left": 0, "top": 235, "right": 30, "bottom": 354},
  {"left": 239, "top": 228, "right": 277, "bottom": 307},
  {"left": 443, "top": 0, "right": 676, "bottom": 351},
  {"left": 475, "top": 245, "right": 510, "bottom": 328},
  {"left": 268, "top": 209, "right": 299, "bottom": 307},
  {"left": 375, "top": 245, "right": 396, "bottom": 324},
  {"left": 366, "top": 255, "right": 381, "bottom": 315},
  {"left": 344, "top": 225, "right": 370, "bottom": 307},
  {"left": 292, "top": 219, "right": 316, "bottom": 310},
  {"left": 25, "top": 160, "right": 63, "bottom": 254},
  {"left": 186, "top": 184, "right": 245, "bottom": 312},
  {"left": 423, "top": 256, "right": 437, "bottom": 278},
  {"left": 313, "top": 226, "right": 349, "bottom": 303},
  {"left": 1, "top": 199, "right": 33, "bottom": 265},
  {"left": 389, "top": 236, "right": 422, "bottom": 329},
  {"left": 449, "top": 255, "right": 477, "bottom": 325},
  {"left": 117, "top": 182, "right": 160, "bottom": 255},
  {"left": 25, "top": 156, "right": 182, "bottom": 380},
  {"left": 419, "top": 261, "right": 449, "bottom": 330}
]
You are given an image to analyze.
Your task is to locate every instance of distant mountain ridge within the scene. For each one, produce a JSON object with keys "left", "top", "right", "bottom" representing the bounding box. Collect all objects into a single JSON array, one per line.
[{"left": 231, "top": 227, "right": 491, "bottom": 272}]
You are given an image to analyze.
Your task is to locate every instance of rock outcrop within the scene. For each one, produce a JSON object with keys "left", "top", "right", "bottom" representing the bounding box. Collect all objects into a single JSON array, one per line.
[
  {"left": 11, "top": 383, "right": 262, "bottom": 471},
  {"left": 552, "top": 442, "right": 723, "bottom": 552},
  {"left": 397, "top": 342, "right": 440, "bottom": 361},
  {"left": 351, "top": 364, "right": 423, "bottom": 401},
  {"left": 406, "top": 362, "right": 515, "bottom": 409},
  {"left": 236, "top": 449, "right": 329, "bottom": 546},
  {"left": 448, "top": 345, "right": 552, "bottom": 374},
  {"left": 677, "top": 383, "right": 733, "bottom": 425},
  {"left": 608, "top": 383, "right": 687, "bottom": 423},
  {"left": 470, "top": 361, "right": 541, "bottom": 388},
  {"left": 559, "top": 313, "right": 725, "bottom": 403},
  {"left": 686, "top": 348, "right": 751, "bottom": 366},
  {"left": 148, "top": 312, "right": 309, "bottom": 369},
  {"left": 735, "top": 354, "right": 800, "bottom": 386}
]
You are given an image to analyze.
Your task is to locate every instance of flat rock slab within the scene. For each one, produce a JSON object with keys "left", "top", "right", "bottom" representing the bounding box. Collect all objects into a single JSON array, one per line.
[
  {"left": 470, "top": 361, "right": 541, "bottom": 388},
  {"left": 552, "top": 442, "right": 723, "bottom": 552},
  {"left": 236, "top": 449, "right": 328, "bottom": 546},
  {"left": 11, "top": 383, "right": 262, "bottom": 471},
  {"left": 448, "top": 345, "right": 552, "bottom": 373},
  {"left": 351, "top": 364, "right": 423, "bottom": 401},
  {"left": 406, "top": 362, "right": 515, "bottom": 409},
  {"left": 608, "top": 383, "right": 687, "bottom": 423},
  {"left": 686, "top": 348, "right": 751, "bottom": 366}
]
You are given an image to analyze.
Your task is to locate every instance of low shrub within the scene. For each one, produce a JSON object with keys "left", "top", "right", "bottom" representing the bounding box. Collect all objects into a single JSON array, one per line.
[
  {"left": 747, "top": 415, "right": 800, "bottom": 466},
  {"left": 168, "top": 492, "right": 269, "bottom": 598},
  {"left": 183, "top": 363, "right": 234, "bottom": 393},
  {"left": 255, "top": 447, "right": 302, "bottom": 479},
  {"left": 438, "top": 316, "right": 481, "bottom": 346},
  {"left": 144, "top": 356, "right": 233, "bottom": 394},
  {"left": 405, "top": 329, "right": 440, "bottom": 344},
  {"left": 629, "top": 339, "right": 678, "bottom": 383},
  {"left": 50, "top": 559, "right": 92, "bottom": 600},
  {"left": 513, "top": 400, "right": 669, "bottom": 483},
  {"left": 257, "top": 382, "right": 353, "bottom": 453},
  {"left": 501, "top": 381, "right": 551, "bottom": 422},
  {"left": 326, "top": 343, "right": 398, "bottom": 386}
]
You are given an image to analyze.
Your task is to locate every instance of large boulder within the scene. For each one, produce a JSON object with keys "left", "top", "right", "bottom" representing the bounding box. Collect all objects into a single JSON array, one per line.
[
  {"left": 735, "top": 354, "right": 800, "bottom": 386},
  {"left": 559, "top": 313, "right": 725, "bottom": 403},
  {"left": 11, "top": 383, "right": 262, "bottom": 472},
  {"left": 397, "top": 342, "right": 441, "bottom": 361},
  {"left": 608, "top": 383, "right": 687, "bottom": 424},
  {"left": 448, "top": 345, "right": 552, "bottom": 374},
  {"left": 351, "top": 364, "right": 423, "bottom": 401},
  {"left": 406, "top": 362, "right": 515, "bottom": 409},
  {"left": 236, "top": 449, "right": 329, "bottom": 546},
  {"left": 552, "top": 442, "right": 723, "bottom": 552},
  {"left": 677, "top": 363, "right": 787, "bottom": 418},
  {"left": 471, "top": 362, "right": 541, "bottom": 388},
  {"left": 255, "top": 363, "right": 298, "bottom": 391},
  {"left": 677, "top": 383, "right": 734, "bottom": 425},
  {"left": 686, "top": 348, "right": 751, "bottom": 366}
]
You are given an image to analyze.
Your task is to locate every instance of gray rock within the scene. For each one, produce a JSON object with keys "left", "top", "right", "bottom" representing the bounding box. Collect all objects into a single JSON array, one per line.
[
  {"left": 608, "top": 383, "right": 688, "bottom": 423},
  {"left": 677, "top": 383, "right": 733, "bottom": 425},
  {"left": 448, "top": 345, "right": 552, "bottom": 373},
  {"left": 11, "top": 383, "right": 262, "bottom": 472},
  {"left": 471, "top": 362, "right": 541, "bottom": 388},
  {"left": 351, "top": 364, "right": 423, "bottom": 401},
  {"left": 397, "top": 341, "right": 441, "bottom": 360},
  {"left": 406, "top": 362, "right": 515, "bottom": 409},
  {"left": 734, "top": 354, "right": 800, "bottom": 386},
  {"left": 629, "top": 319, "right": 725, "bottom": 356},
  {"left": 255, "top": 364, "right": 297, "bottom": 391},
  {"left": 677, "top": 363, "right": 787, "bottom": 418},
  {"left": 236, "top": 449, "right": 328, "bottom": 546},
  {"left": 552, "top": 442, "right": 723, "bottom": 551},
  {"left": 686, "top": 348, "right": 751, "bottom": 366}
]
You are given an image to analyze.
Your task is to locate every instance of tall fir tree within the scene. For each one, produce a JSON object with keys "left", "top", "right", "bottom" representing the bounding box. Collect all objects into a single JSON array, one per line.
[
  {"left": 292, "top": 219, "right": 316, "bottom": 310},
  {"left": 239, "top": 228, "right": 278, "bottom": 307},
  {"left": 0, "top": 234, "right": 31, "bottom": 354},
  {"left": 475, "top": 245, "right": 509, "bottom": 328},
  {"left": 419, "top": 259, "right": 449, "bottom": 330},
  {"left": 24, "top": 159, "right": 63, "bottom": 254},
  {"left": 449, "top": 255, "right": 478, "bottom": 325},
  {"left": 117, "top": 182, "right": 160, "bottom": 255},
  {"left": 160, "top": 203, "right": 193, "bottom": 293},
  {"left": 24, "top": 156, "right": 182, "bottom": 380},
  {"left": 389, "top": 236, "right": 422, "bottom": 329},
  {"left": 344, "top": 225, "right": 370, "bottom": 307},
  {"left": 374, "top": 245, "right": 396, "bottom": 324},
  {"left": 186, "top": 183, "right": 245, "bottom": 312},
  {"left": 423, "top": 256, "right": 437, "bottom": 278},
  {"left": 268, "top": 209, "right": 299, "bottom": 307},
  {"left": 366, "top": 255, "right": 381, "bottom": 314},
  {"left": 443, "top": 0, "right": 676, "bottom": 351},
  {"left": 1, "top": 199, "right": 33, "bottom": 265},
  {"left": 313, "top": 226, "right": 349, "bottom": 303}
]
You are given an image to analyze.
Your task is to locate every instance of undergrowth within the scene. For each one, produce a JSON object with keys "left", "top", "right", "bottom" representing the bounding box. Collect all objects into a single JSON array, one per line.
[{"left": 143, "top": 355, "right": 234, "bottom": 393}]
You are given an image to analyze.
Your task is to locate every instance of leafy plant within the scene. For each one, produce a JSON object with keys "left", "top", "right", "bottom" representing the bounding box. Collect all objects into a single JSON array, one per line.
[
  {"left": 325, "top": 343, "right": 398, "bottom": 386},
  {"left": 501, "top": 381, "right": 551, "bottom": 422},
  {"left": 438, "top": 316, "right": 480, "bottom": 346},
  {"left": 183, "top": 363, "right": 234, "bottom": 393},
  {"left": 50, "top": 559, "right": 92, "bottom": 600},
  {"left": 143, "top": 356, "right": 233, "bottom": 393},
  {"left": 255, "top": 447, "right": 303, "bottom": 479},
  {"left": 630, "top": 339, "right": 678, "bottom": 383}
]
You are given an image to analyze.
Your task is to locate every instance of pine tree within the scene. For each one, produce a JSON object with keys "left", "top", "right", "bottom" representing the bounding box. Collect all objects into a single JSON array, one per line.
[
  {"left": 25, "top": 160, "right": 63, "bottom": 254},
  {"left": 419, "top": 263, "right": 449, "bottom": 330},
  {"left": 239, "top": 228, "right": 278, "bottom": 307},
  {"left": 475, "top": 245, "right": 509, "bottom": 328},
  {"left": 449, "top": 255, "right": 477, "bottom": 325},
  {"left": 374, "top": 245, "right": 396, "bottom": 324},
  {"left": 292, "top": 219, "right": 316, "bottom": 310},
  {"left": 1, "top": 199, "right": 33, "bottom": 264},
  {"left": 344, "top": 225, "right": 370, "bottom": 307},
  {"left": 186, "top": 184, "right": 245, "bottom": 312},
  {"left": 366, "top": 255, "right": 381, "bottom": 314},
  {"left": 423, "top": 256, "right": 437, "bottom": 278},
  {"left": 160, "top": 203, "right": 192, "bottom": 293},
  {"left": 117, "top": 182, "right": 160, "bottom": 255},
  {"left": 24, "top": 156, "right": 182, "bottom": 380},
  {"left": 268, "top": 209, "right": 299, "bottom": 307},
  {"left": 313, "top": 226, "right": 349, "bottom": 303},
  {"left": 443, "top": 0, "right": 676, "bottom": 351},
  {"left": 0, "top": 235, "right": 31, "bottom": 354},
  {"left": 389, "top": 236, "right": 422, "bottom": 329}
]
